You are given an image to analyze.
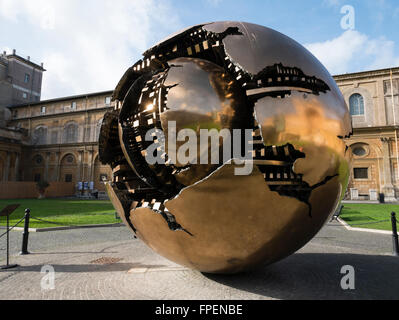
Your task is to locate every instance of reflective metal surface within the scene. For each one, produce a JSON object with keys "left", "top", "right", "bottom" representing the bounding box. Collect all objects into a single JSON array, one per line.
[{"left": 99, "top": 21, "right": 352, "bottom": 274}]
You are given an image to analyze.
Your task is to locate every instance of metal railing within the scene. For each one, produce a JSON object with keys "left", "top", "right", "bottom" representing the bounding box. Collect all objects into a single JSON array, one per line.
[{"left": 1, "top": 209, "right": 121, "bottom": 259}]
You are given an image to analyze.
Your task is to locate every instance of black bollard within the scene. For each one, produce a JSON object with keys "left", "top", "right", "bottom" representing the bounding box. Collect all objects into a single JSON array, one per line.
[
  {"left": 392, "top": 212, "right": 399, "bottom": 257},
  {"left": 20, "top": 209, "right": 31, "bottom": 255}
]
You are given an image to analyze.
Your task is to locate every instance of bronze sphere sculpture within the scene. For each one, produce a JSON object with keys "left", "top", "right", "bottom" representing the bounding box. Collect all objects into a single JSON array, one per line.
[{"left": 99, "top": 21, "right": 352, "bottom": 274}]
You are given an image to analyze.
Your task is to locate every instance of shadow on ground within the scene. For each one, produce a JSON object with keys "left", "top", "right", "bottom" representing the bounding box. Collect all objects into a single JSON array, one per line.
[
  {"left": 0, "top": 263, "right": 168, "bottom": 273},
  {"left": 204, "top": 253, "right": 399, "bottom": 300}
]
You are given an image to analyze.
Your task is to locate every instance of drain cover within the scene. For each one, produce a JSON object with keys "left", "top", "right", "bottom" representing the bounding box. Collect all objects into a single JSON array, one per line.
[{"left": 90, "top": 257, "right": 123, "bottom": 265}]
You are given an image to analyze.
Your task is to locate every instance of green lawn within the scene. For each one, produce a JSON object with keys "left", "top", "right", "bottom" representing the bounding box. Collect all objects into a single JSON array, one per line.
[
  {"left": 0, "top": 199, "right": 119, "bottom": 229},
  {"left": 341, "top": 203, "right": 399, "bottom": 231}
]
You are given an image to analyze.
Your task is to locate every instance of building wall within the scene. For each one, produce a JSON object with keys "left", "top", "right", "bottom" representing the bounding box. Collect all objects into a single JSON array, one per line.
[
  {"left": 6, "top": 91, "right": 114, "bottom": 194},
  {"left": 336, "top": 67, "right": 399, "bottom": 201},
  {"left": 0, "top": 51, "right": 44, "bottom": 107}
]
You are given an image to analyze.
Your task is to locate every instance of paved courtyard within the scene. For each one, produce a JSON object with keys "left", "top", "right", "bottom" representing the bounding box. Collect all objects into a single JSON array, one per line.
[{"left": 0, "top": 221, "right": 398, "bottom": 300}]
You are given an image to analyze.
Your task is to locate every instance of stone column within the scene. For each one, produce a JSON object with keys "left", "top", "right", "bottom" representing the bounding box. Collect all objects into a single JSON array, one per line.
[
  {"left": 3, "top": 152, "right": 10, "bottom": 182},
  {"left": 44, "top": 152, "right": 50, "bottom": 181},
  {"left": 87, "top": 150, "right": 94, "bottom": 186},
  {"left": 14, "top": 152, "right": 20, "bottom": 181},
  {"left": 76, "top": 150, "right": 84, "bottom": 196},
  {"left": 77, "top": 151, "right": 84, "bottom": 182},
  {"left": 54, "top": 152, "right": 61, "bottom": 182},
  {"left": 381, "top": 137, "right": 397, "bottom": 201}
]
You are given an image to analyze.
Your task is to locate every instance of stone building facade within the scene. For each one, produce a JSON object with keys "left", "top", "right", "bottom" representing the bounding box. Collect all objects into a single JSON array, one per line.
[
  {"left": 0, "top": 50, "right": 45, "bottom": 107},
  {"left": 1, "top": 65, "right": 399, "bottom": 200},
  {"left": 2, "top": 91, "right": 114, "bottom": 193},
  {"left": 335, "top": 66, "right": 399, "bottom": 201}
]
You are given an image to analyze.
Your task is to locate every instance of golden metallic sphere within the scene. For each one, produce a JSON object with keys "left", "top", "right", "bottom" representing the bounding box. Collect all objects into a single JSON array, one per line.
[{"left": 99, "top": 22, "right": 352, "bottom": 274}]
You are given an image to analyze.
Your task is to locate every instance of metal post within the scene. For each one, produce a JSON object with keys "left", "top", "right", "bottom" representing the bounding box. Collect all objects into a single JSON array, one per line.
[
  {"left": 20, "top": 209, "right": 31, "bottom": 255},
  {"left": 392, "top": 212, "right": 399, "bottom": 257},
  {"left": 1, "top": 213, "right": 18, "bottom": 270}
]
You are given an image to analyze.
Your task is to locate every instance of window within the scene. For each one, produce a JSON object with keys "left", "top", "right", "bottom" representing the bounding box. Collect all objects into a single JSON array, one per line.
[
  {"left": 100, "top": 174, "right": 108, "bottom": 182},
  {"left": 12, "top": 110, "right": 18, "bottom": 119},
  {"left": 51, "top": 131, "right": 58, "bottom": 144},
  {"left": 34, "top": 155, "right": 43, "bottom": 165},
  {"left": 354, "top": 168, "right": 368, "bottom": 179},
  {"left": 34, "top": 127, "right": 47, "bottom": 145},
  {"left": 384, "top": 79, "right": 399, "bottom": 96},
  {"left": 34, "top": 173, "right": 41, "bottom": 182},
  {"left": 64, "top": 123, "right": 78, "bottom": 143},
  {"left": 41, "top": 106, "right": 46, "bottom": 114},
  {"left": 349, "top": 94, "right": 365, "bottom": 116},
  {"left": 71, "top": 102, "right": 77, "bottom": 110},
  {"left": 24, "top": 74, "right": 30, "bottom": 83},
  {"left": 384, "top": 79, "right": 399, "bottom": 125},
  {"left": 22, "top": 92, "right": 27, "bottom": 99},
  {"left": 352, "top": 146, "right": 367, "bottom": 157},
  {"left": 66, "top": 155, "right": 74, "bottom": 163},
  {"left": 97, "top": 119, "right": 103, "bottom": 140},
  {"left": 105, "top": 96, "right": 111, "bottom": 106},
  {"left": 65, "top": 174, "right": 73, "bottom": 183},
  {"left": 85, "top": 127, "right": 91, "bottom": 142}
]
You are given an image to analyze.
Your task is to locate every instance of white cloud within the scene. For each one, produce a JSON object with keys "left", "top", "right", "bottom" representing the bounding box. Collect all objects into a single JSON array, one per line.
[
  {"left": 0, "top": 0, "right": 182, "bottom": 99},
  {"left": 323, "top": 0, "right": 342, "bottom": 7},
  {"left": 305, "top": 30, "right": 399, "bottom": 75},
  {"left": 206, "top": 0, "right": 223, "bottom": 6}
]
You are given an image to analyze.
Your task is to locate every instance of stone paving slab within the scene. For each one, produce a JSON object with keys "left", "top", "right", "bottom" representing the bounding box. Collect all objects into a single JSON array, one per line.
[{"left": 0, "top": 223, "right": 398, "bottom": 300}]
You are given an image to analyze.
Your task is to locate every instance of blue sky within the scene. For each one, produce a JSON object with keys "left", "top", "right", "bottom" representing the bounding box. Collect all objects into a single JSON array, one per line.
[{"left": 1, "top": 0, "right": 398, "bottom": 100}]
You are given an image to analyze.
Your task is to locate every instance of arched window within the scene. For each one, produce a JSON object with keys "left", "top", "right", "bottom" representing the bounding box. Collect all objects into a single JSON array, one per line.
[
  {"left": 34, "top": 126, "right": 48, "bottom": 145},
  {"left": 61, "top": 154, "right": 76, "bottom": 166},
  {"left": 64, "top": 123, "right": 78, "bottom": 143},
  {"left": 96, "top": 119, "right": 103, "bottom": 141},
  {"left": 349, "top": 94, "right": 365, "bottom": 116}
]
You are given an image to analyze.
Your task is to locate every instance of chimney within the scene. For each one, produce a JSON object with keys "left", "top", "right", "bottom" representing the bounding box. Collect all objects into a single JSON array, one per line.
[
  {"left": 13, "top": 49, "right": 16, "bottom": 55},
  {"left": 41, "top": 62, "right": 44, "bottom": 68},
  {"left": 27, "top": 56, "right": 30, "bottom": 61}
]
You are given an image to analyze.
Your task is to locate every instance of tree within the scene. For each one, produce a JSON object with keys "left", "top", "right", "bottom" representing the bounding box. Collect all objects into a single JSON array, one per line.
[{"left": 36, "top": 180, "right": 50, "bottom": 199}]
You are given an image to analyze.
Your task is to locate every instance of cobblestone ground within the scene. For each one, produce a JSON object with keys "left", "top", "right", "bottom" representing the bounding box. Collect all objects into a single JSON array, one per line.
[{"left": 0, "top": 222, "right": 398, "bottom": 300}]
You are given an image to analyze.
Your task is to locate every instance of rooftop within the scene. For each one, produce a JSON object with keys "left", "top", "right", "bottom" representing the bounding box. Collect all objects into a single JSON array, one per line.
[
  {"left": 6, "top": 65, "right": 399, "bottom": 109},
  {"left": 1, "top": 49, "right": 46, "bottom": 71},
  {"left": 8, "top": 90, "right": 114, "bottom": 109}
]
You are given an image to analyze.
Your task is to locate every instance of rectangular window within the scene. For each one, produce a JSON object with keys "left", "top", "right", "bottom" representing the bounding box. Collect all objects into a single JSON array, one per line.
[
  {"left": 22, "top": 92, "right": 27, "bottom": 99},
  {"left": 24, "top": 74, "right": 30, "bottom": 83},
  {"left": 384, "top": 79, "right": 399, "bottom": 96},
  {"left": 85, "top": 127, "right": 91, "bottom": 141},
  {"left": 354, "top": 168, "right": 368, "bottom": 179},
  {"left": 34, "top": 173, "right": 41, "bottom": 182},
  {"left": 384, "top": 79, "right": 399, "bottom": 125},
  {"left": 65, "top": 174, "right": 73, "bottom": 183},
  {"left": 51, "top": 131, "right": 58, "bottom": 144},
  {"left": 105, "top": 96, "right": 111, "bottom": 105},
  {"left": 41, "top": 106, "right": 46, "bottom": 114},
  {"left": 71, "top": 101, "right": 77, "bottom": 110}
]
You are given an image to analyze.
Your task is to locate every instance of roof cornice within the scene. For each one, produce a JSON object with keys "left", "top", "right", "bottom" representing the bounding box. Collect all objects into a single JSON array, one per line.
[
  {"left": 8, "top": 90, "right": 114, "bottom": 109},
  {"left": 6, "top": 54, "right": 46, "bottom": 71},
  {"left": 333, "top": 66, "right": 399, "bottom": 81}
]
